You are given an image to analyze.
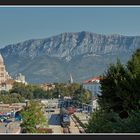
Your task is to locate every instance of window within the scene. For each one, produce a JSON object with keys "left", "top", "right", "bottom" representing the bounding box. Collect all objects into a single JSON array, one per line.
[
  {"left": 0, "top": 67, "right": 4, "bottom": 71},
  {"left": 0, "top": 73, "right": 4, "bottom": 77}
]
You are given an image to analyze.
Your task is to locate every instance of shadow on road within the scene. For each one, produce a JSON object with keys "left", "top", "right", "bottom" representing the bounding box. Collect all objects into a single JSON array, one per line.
[{"left": 48, "top": 114, "right": 60, "bottom": 125}]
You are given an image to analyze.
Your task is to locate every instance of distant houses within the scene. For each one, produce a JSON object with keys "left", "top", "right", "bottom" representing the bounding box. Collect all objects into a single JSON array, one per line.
[{"left": 40, "top": 83, "right": 55, "bottom": 91}]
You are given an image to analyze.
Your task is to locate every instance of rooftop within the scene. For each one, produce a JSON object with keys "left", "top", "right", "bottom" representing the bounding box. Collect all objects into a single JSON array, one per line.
[{"left": 82, "top": 76, "right": 100, "bottom": 84}]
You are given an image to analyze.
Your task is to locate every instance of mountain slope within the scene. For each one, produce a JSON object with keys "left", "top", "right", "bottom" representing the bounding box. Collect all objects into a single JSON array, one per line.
[{"left": 0, "top": 31, "right": 140, "bottom": 83}]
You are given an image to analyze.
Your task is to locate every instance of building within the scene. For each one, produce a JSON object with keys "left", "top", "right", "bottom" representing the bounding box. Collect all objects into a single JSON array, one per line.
[
  {"left": 1, "top": 79, "right": 15, "bottom": 91},
  {"left": 15, "top": 73, "right": 27, "bottom": 85},
  {"left": 40, "top": 83, "right": 55, "bottom": 91},
  {"left": 82, "top": 76, "right": 101, "bottom": 112},
  {"left": 0, "top": 53, "right": 28, "bottom": 91},
  {"left": 0, "top": 53, "right": 11, "bottom": 84},
  {"left": 0, "top": 53, "right": 13, "bottom": 91},
  {"left": 82, "top": 76, "right": 101, "bottom": 97},
  {"left": 40, "top": 99, "right": 58, "bottom": 108}
]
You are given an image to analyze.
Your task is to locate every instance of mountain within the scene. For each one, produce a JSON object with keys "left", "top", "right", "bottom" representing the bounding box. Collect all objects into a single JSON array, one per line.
[{"left": 0, "top": 31, "right": 140, "bottom": 83}]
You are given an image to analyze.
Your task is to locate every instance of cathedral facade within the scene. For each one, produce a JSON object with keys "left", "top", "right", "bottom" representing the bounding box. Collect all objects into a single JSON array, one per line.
[{"left": 0, "top": 53, "right": 12, "bottom": 90}]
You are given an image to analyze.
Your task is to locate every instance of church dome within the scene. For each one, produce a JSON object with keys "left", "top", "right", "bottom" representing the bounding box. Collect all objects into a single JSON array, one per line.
[{"left": 0, "top": 53, "right": 4, "bottom": 63}]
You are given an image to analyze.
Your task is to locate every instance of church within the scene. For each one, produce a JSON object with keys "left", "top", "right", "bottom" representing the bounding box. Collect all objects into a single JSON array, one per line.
[{"left": 0, "top": 53, "right": 14, "bottom": 91}]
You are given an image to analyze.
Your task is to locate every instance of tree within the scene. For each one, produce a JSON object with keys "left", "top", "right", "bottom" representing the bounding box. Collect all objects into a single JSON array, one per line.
[
  {"left": 86, "top": 108, "right": 140, "bottom": 133},
  {"left": 73, "top": 85, "right": 92, "bottom": 104},
  {"left": 98, "top": 60, "right": 128, "bottom": 113},
  {"left": 86, "top": 109, "right": 120, "bottom": 133},
  {"left": 127, "top": 48, "right": 140, "bottom": 76},
  {"left": 10, "top": 82, "right": 34, "bottom": 99},
  {"left": 20, "top": 100, "right": 47, "bottom": 133},
  {"left": 86, "top": 49, "right": 140, "bottom": 133}
]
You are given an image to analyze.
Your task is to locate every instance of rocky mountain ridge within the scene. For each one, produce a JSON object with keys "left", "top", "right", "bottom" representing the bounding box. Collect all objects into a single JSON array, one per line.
[{"left": 0, "top": 31, "right": 140, "bottom": 83}]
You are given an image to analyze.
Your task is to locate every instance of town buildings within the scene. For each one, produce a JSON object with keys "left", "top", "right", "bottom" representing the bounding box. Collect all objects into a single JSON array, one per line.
[
  {"left": 0, "top": 53, "right": 14, "bottom": 91},
  {"left": 82, "top": 76, "right": 101, "bottom": 111},
  {"left": 15, "top": 73, "right": 27, "bottom": 85},
  {"left": 1, "top": 79, "right": 15, "bottom": 91},
  {"left": 0, "top": 54, "right": 11, "bottom": 83},
  {"left": 82, "top": 76, "right": 101, "bottom": 97},
  {"left": 0, "top": 53, "right": 27, "bottom": 91},
  {"left": 40, "top": 83, "right": 55, "bottom": 91}
]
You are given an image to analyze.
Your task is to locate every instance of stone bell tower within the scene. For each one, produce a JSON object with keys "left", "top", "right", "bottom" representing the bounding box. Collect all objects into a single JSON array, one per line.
[{"left": 0, "top": 53, "right": 11, "bottom": 84}]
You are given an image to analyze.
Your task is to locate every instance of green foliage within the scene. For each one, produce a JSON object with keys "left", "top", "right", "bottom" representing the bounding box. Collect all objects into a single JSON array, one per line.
[
  {"left": 127, "top": 48, "right": 140, "bottom": 75},
  {"left": 20, "top": 100, "right": 47, "bottom": 133},
  {"left": 0, "top": 82, "right": 91, "bottom": 104},
  {"left": 0, "top": 91, "right": 25, "bottom": 104},
  {"left": 53, "top": 83, "right": 69, "bottom": 98},
  {"left": 99, "top": 54, "right": 140, "bottom": 113},
  {"left": 10, "top": 82, "right": 33, "bottom": 99},
  {"left": 99, "top": 59, "right": 128, "bottom": 113},
  {"left": 87, "top": 49, "right": 140, "bottom": 133},
  {"left": 73, "top": 85, "right": 92, "bottom": 104},
  {"left": 86, "top": 109, "right": 120, "bottom": 133},
  {"left": 52, "top": 83, "right": 92, "bottom": 104},
  {"left": 10, "top": 82, "right": 50, "bottom": 100},
  {"left": 86, "top": 109, "right": 140, "bottom": 133}
]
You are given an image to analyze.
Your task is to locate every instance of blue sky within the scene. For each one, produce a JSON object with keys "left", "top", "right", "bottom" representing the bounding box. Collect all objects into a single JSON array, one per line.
[{"left": 0, "top": 6, "right": 140, "bottom": 47}]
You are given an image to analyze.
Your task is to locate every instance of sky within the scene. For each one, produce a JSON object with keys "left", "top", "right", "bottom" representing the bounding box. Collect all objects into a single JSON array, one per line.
[{"left": 0, "top": 6, "right": 140, "bottom": 47}]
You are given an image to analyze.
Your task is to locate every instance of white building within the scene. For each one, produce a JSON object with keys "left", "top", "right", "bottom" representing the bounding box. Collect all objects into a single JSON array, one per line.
[
  {"left": 0, "top": 53, "right": 13, "bottom": 91},
  {"left": 82, "top": 77, "right": 101, "bottom": 112},
  {"left": 0, "top": 53, "right": 11, "bottom": 84},
  {"left": 82, "top": 77, "right": 101, "bottom": 97},
  {"left": 15, "top": 73, "right": 27, "bottom": 85}
]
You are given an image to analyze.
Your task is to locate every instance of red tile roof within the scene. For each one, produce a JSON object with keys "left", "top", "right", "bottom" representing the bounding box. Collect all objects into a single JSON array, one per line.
[{"left": 82, "top": 76, "right": 100, "bottom": 84}]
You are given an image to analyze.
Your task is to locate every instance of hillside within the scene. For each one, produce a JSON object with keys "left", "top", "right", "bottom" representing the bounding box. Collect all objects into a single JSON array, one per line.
[{"left": 0, "top": 31, "right": 139, "bottom": 83}]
